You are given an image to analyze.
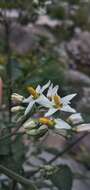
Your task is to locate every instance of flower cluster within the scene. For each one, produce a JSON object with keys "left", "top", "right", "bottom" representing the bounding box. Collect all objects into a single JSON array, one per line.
[{"left": 11, "top": 81, "right": 90, "bottom": 138}]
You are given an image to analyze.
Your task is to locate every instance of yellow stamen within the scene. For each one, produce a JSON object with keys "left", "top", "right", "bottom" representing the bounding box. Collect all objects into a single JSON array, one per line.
[
  {"left": 53, "top": 95, "right": 63, "bottom": 108},
  {"left": 39, "top": 117, "right": 54, "bottom": 127},
  {"left": 27, "top": 86, "right": 38, "bottom": 98}
]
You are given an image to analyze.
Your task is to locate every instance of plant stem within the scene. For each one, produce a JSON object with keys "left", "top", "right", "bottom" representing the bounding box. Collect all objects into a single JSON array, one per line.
[
  {"left": 0, "top": 112, "right": 33, "bottom": 141},
  {"left": 10, "top": 180, "right": 17, "bottom": 190},
  {"left": 4, "top": 19, "right": 12, "bottom": 124},
  {"left": 48, "top": 132, "right": 88, "bottom": 164},
  {"left": 23, "top": 132, "right": 89, "bottom": 179},
  {"left": 3, "top": 15, "right": 13, "bottom": 155},
  {"left": 0, "top": 165, "right": 38, "bottom": 190}
]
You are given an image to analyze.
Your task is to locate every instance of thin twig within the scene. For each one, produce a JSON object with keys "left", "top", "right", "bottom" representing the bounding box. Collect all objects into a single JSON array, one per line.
[
  {"left": 26, "top": 132, "right": 89, "bottom": 179},
  {"left": 0, "top": 165, "right": 37, "bottom": 190},
  {"left": 0, "top": 112, "right": 32, "bottom": 141},
  {"left": 9, "top": 180, "right": 17, "bottom": 190},
  {"left": 48, "top": 132, "right": 88, "bottom": 164},
  {"left": 4, "top": 18, "right": 12, "bottom": 124}
]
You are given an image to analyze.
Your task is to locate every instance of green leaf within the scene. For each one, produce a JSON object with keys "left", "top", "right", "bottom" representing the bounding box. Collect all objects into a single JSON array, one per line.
[
  {"left": 26, "top": 125, "right": 48, "bottom": 139},
  {"left": 48, "top": 165, "right": 73, "bottom": 190}
]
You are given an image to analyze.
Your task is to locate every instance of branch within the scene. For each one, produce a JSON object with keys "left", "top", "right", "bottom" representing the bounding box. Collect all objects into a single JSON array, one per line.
[
  {"left": 0, "top": 165, "right": 38, "bottom": 190},
  {"left": 48, "top": 132, "right": 88, "bottom": 164},
  {"left": 4, "top": 17, "right": 12, "bottom": 123},
  {"left": 0, "top": 112, "right": 32, "bottom": 141}
]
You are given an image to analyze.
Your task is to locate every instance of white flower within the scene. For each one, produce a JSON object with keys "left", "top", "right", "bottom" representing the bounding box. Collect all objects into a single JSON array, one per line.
[
  {"left": 54, "top": 118, "right": 71, "bottom": 130},
  {"left": 23, "top": 81, "right": 52, "bottom": 115},
  {"left": 67, "top": 113, "right": 84, "bottom": 125},
  {"left": 47, "top": 83, "right": 59, "bottom": 98},
  {"left": 38, "top": 117, "right": 71, "bottom": 130},
  {"left": 45, "top": 93, "right": 77, "bottom": 117}
]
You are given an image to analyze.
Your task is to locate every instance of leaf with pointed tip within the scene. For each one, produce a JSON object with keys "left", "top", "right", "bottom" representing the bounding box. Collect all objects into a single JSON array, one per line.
[{"left": 48, "top": 165, "right": 73, "bottom": 190}]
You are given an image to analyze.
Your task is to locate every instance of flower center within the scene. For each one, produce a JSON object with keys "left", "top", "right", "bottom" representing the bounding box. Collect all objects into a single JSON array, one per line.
[
  {"left": 27, "top": 86, "right": 38, "bottom": 98},
  {"left": 53, "top": 95, "right": 63, "bottom": 108},
  {"left": 39, "top": 117, "right": 54, "bottom": 127}
]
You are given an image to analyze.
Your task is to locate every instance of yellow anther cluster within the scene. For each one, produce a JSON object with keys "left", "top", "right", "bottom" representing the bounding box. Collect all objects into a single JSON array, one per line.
[
  {"left": 27, "top": 86, "right": 38, "bottom": 98},
  {"left": 53, "top": 95, "right": 63, "bottom": 108},
  {"left": 39, "top": 117, "right": 54, "bottom": 127}
]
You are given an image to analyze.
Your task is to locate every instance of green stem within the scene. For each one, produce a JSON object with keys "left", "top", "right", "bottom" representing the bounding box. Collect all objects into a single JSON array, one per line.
[
  {"left": 0, "top": 111, "right": 33, "bottom": 141},
  {"left": 0, "top": 165, "right": 37, "bottom": 190},
  {"left": 9, "top": 180, "right": 17, "bottom": 190},
  {"left": 4, "top": 19, "right": 12, "bottom": 124},
  {"left": 2, "top": 14, "right": 12, "bottom": 155}
]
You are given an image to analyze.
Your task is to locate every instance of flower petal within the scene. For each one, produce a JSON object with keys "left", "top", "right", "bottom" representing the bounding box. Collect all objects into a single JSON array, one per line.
[
  {"left": 55, "top": 119, "right": 71, "bottom": 129},
  {"left": 62, "top": 93, "right": 77, "bottom": 105},
  {"left": 36, "top": 94, "right": 52, "bottom": 108},
  {"left": 61, "top": 105, "right": 76, "bottom": 113},
  {"left": 23, "top": 96, "right": 33, "bottom": 103},
  {"left": 36, "top": 85, "right": 42, "bottom": 94},
  {"left": 24, "top": 100, "right": 35, "bottom": 115},
  {"left": 45, "top": 108, "right": 57, "bottom": 117},
  {"left": 41, "top": 80, "right": 51, "bottom": 92},
  {"left": 47, "top": 83, "right": 53, "bottom": 97},
  {"left": 47, "top": 84, "right": 59, "bottom": 97},
  {"left": 52, "top": 85, "right": 59, "bottom": 95}
]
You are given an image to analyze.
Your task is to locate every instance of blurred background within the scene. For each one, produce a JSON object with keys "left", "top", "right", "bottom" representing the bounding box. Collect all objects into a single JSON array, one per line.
[{"left": 0, "top": 0, "right": 90, "bottom": 190}]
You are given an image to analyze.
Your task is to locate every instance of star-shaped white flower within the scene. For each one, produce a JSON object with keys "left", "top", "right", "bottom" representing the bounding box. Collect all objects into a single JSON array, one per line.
[
  {"left": 38, "top": 117, "right": 71, "bottom": 130},
  {"left": 23, "top": 81, "right": 52, "bottom": 115},
  {"left": 47, "top": 83, "right": 59, "bottom": 98},
  {"left": 45, "top": 93, "right": 77, "bottom": 117}
]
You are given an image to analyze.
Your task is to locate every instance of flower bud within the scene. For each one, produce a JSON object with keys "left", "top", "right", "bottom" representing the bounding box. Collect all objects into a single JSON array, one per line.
[
  {"left": 11, "top": 93, "right": 24, "bottom": 104},
  {"left": 40, "top": 165, "right": 57, "bottom": 178},
  {"left": 23, "top": 119, "right": 36, "bottom": 129},
  {"left": 75, "top": 124, "right": 90, "bottom": 132},
  {"left": 26, "top": 125, "right": 48, "bottom": 138},
  {"left": 67, "top": 113, "right": 84, "bottom": 125},
  {"left": 11, "top": 106, "right": 24, "bottom": 112}
]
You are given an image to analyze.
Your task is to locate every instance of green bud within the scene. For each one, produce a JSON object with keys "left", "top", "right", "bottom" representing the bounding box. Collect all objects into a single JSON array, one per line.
[
  {"left": 23, "top": 119, "right": 36, "bottom": 129},
  {"left": 40, "top": 165, "right": 57, "bottom": 178},
  {"left": 26, "top": 125, "right": 48, "bottom": 138}
]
